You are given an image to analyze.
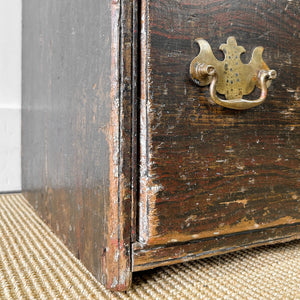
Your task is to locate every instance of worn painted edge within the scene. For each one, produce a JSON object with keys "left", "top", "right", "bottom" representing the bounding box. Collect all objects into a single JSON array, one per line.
[
  {"left": 133, "top": 223, "right": 300, "bottom": 271},
  {"left": 139, "top": 0, "right": 151, "bottom": 245},
  {"left": 131, "top": 0, "right": 139, "bottom": 252},
  {"left": 104, "top": 0, "right": 134, "bottom": 291}
]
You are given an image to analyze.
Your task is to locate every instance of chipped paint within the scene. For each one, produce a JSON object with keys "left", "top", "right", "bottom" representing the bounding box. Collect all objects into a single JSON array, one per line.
[
  {"left": 104, "top": 0, "right": 133, "bottom": 291},
  {"left": 137, "top": 0, "right": 299, "bottom": 280},
  {"left": 133, "top": 225, "right": 300, "bottom": 272},
  {"left": 220, "top": 199, "right": 248, "bottom": 208},
  {"left": 146, "top": 216, "right": 300, "bottom": 246}
]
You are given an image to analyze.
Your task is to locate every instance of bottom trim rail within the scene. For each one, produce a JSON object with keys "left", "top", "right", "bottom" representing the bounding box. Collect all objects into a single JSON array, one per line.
[{"left": 133, "top": 223, "right": 300, "bottom": 272}]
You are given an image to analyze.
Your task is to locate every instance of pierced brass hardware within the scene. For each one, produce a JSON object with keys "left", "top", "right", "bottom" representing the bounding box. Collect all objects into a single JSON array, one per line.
[{"left": 190, "top": 36, "right": 277, "bottom": 110}]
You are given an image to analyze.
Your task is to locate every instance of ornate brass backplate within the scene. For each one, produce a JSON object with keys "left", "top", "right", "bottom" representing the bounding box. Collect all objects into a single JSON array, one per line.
[{"left": 190, "top": 36, "right": 277, "bottom": 110}]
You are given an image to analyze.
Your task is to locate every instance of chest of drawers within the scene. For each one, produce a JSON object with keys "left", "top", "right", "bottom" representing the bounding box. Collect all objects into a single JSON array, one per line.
[{"left": 22, "top": 0, "right": 300, "bottom": 291}]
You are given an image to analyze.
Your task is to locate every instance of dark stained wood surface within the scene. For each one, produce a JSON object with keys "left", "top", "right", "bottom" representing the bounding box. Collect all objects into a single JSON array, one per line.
[
  {"left": 105, "top": 0, "right": 134, "bottom": 290},
  {"left": 133, "top": 223, "right": 300, "bottom": 271},
  {"left": 22, "top": 0, "right": 135, "bottom": 291},
  {"left": 22, "top": 0, "right": 300, "bottom": 290},
  {"left": 139, "top": 0, "right": 300, "bottom": 246}
]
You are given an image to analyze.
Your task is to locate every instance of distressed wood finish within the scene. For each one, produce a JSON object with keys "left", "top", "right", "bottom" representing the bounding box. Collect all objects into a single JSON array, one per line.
[
  {"left": 139, "top": 0, "right": 300, "bottom": 246},
  {"left": 23, "top": 0, "right": 300, "bottom": 291},
  {"left": 22, "top": 0, "right": 135, "bottom": 291},
  {"left": 133, "top": 223, "right": 300, "bottom": 271}
]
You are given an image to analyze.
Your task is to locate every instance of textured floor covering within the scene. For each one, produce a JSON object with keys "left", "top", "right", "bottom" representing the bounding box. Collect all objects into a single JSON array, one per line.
[{"left": 0, "top": 194, "right": 299, "bottom": 299}]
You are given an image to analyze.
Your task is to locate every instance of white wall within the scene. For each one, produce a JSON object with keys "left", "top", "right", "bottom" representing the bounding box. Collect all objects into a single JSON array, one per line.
[{"left": 0, "top": 1, "right": 22, "bottom": 191}]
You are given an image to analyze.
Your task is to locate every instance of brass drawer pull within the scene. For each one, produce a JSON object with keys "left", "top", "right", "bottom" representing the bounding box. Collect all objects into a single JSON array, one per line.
[{"left": 190, "top": 37, "right": 277, "bottom": 110}]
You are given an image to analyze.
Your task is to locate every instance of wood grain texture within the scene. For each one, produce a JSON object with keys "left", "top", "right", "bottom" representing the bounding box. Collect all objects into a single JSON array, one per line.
[
  {"left": 133, "top": 223, "right": 300, "bottom": 271},
  {"left": 139, "top": 0, "right": 300, "bottom": 246},
  {"left": 22, "top": 0, "right": 135, "bottom": 291},
  {"left": 22, "top": 0, "right": 300, "bottom": 290}
]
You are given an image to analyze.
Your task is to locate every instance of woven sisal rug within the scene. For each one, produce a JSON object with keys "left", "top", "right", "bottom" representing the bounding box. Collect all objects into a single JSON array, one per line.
[{"left": 0, "top": 194, "right": 299, "bottom": 299}]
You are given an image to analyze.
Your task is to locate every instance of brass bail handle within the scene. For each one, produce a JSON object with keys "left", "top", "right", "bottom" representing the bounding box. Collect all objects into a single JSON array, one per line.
[{"left": 190, "top": 37, "right": 277, "bottom": 110}]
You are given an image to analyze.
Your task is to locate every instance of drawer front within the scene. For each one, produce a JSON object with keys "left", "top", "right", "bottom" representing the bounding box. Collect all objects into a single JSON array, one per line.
[{"left": 139, "top": 0, "right": 300, "bottom": 246}]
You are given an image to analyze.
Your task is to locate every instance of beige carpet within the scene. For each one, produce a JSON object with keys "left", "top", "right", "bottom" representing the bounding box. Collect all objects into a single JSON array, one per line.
[{"left": 0, "top": 194, "right": 299, "bottom": 299}]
